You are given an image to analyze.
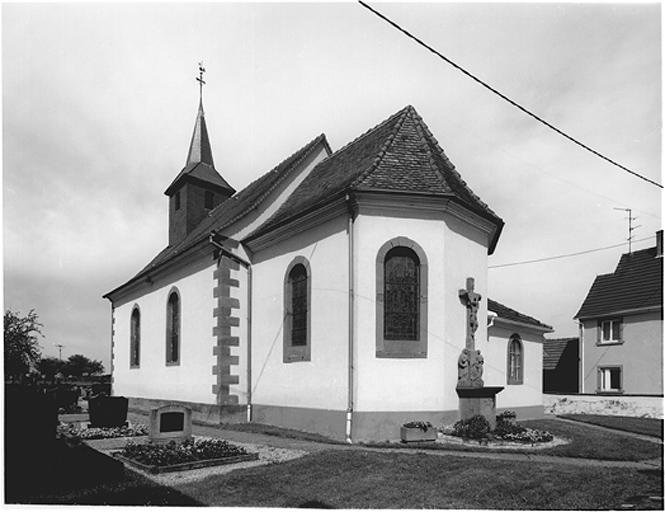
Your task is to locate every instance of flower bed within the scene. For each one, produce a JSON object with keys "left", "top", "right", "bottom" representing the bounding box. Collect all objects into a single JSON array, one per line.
[
  {"left": 114, "top": 439, "right": 258, "bottom": 474},
  {"left": 58, "top": 422, "right": 148, "bottom": 440},
  {"left": 443, "top": 411, "right": 554, "bottom": 444}
]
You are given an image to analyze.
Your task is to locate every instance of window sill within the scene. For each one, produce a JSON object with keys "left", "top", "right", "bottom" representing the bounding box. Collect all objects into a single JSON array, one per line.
[
  {"left": 506, "top": 381, "right": 523, "bottom": 386},
  {"left": 166, "top": 361, "right": 180, "bottom": 367},
  {"left": 376, "top": 351, "right": 427, "bottom": 359},
  {"left": 129, "top": 365, "right": 140, "bottom": 370},
  {"left": 596, "top": 341, "right": 623, "bottom": 346},
  {"left": 596, "top": 390, "right": 624, "bottom": 395}
]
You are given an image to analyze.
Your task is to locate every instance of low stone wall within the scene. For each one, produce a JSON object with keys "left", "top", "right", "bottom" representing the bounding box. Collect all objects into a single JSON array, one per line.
[{"left": 544, "top": 394, "right": 663, "bottom": 419}]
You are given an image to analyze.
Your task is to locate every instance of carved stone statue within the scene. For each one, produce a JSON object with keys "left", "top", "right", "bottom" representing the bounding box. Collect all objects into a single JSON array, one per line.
[{"left": 457, "top": 278, "right": 484, "bottom": 388}]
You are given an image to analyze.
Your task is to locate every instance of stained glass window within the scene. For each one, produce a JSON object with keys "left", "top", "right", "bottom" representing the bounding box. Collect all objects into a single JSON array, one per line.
[
  {"left": 289, "top": 264, "right": 308, "bottom": 347},
  {"left": 130, "top": 307, "right": 140, "bottom": 367},
  {"left": 384, "top": 247, "right": 420, "bottom": 340},
  {"left": 167, "top": 292, "right": 180, "bottom": 364}
]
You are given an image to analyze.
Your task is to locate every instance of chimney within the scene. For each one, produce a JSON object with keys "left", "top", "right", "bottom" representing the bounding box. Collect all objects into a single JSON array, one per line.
[{"left": 657, "top": 230, "right": 663, "bottom": 258}]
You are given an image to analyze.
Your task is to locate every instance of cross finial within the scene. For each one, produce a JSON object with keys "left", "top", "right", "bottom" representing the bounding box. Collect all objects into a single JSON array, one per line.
[{"left": 196, "top": 61, "right": 206, "bottom": 104}]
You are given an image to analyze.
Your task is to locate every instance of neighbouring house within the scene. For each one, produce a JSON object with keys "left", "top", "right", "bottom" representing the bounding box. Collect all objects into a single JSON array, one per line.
[
  {"left": 575, "top": 233, "right": 663, "bottom": 395},
  {"left": 104, "top": 96, "right": 553, "bottom": 441},
  {"left": 542, "top": 337, "right": 579, "bottom": 393}
]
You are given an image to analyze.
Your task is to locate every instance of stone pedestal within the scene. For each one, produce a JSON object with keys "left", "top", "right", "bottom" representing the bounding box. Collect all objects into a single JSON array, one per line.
[{"left": 456, "top": 386, "right": 504, "bottom": 430}]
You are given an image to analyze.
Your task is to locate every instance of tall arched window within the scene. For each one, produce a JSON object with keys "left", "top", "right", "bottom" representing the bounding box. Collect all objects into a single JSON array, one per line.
[
  {"left": 384, "top": 247, "right": 420, "bottom": 340},
  {"left": 376, "top": 237, "right": 428, "bottom": 358},
  {"left": 283, "top": 257, "right": 311, "bottom": 363},
  {"left": 130, "top": 306, "right": 140, "bottom": 368},
  {"left": 507, "top": 334, "right": 523, "bottom": 384},
  {"left": 166, "top": 290, "right": 180, "bottom": 365}
]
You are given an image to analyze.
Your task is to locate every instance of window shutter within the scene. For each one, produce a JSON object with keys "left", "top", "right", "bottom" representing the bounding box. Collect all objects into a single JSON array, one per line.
[
  {"left": 618, "top": 319, "right": 624, "bottom": 342},
  {"left": 596, "top": 320, "right": 601, "bottom": 344},
  {"left": 596, "top": 367, "right": 601, "bottom": 391}
]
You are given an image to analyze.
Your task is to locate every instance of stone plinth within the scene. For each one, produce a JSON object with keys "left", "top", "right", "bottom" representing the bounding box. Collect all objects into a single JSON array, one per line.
[{"left": 456, "top": 386, "right": 504, "bottom": 430}]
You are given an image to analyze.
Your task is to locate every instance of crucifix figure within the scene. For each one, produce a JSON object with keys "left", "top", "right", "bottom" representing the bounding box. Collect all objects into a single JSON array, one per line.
[{"left": 457, "top": 277, "right": 484, "bottom": 388}]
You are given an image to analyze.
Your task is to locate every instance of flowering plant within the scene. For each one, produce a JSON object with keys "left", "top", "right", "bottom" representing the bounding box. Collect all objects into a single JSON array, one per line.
[
  {"left": 402, "top": 421, "right": 434, "bottom": 432},
  {"left": 120, "top": 438, "right": 249, "bottom": 466},
  {"left": 58, "top": 422, "right": 148, "bottom": 440}
]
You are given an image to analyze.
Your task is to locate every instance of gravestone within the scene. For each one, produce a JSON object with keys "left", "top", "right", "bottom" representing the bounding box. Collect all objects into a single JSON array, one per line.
[
  {"left": 149, "top": 404, "right": 192, "bottom": 444},
  {"left": 456, "top": 277, "right": 503, "bottom": 429},
  {"left": 88, "top": 396, "right": 128, "bottom": 428}
]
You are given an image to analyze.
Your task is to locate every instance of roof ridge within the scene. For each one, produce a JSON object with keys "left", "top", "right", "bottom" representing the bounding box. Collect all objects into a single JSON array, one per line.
[
  {"left": 207, "top": 133, "right": 327, "bottom": 222},
  {"left": 409, "top": 108, "right": 451, "bottom": 189},
  {"left": 351, "top": 105, "right": 412, "bottom": 188},
  {"left": 325, "top": 105, "right": 412, "bottom": 166},
  {"left": 409, "top": 107, "right": 498, "bottom": 217}
]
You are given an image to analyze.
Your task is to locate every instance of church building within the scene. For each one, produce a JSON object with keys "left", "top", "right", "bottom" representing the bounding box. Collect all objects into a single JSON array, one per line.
[{"left": 104, "top": 89, "right": 552, "bottom": 442}]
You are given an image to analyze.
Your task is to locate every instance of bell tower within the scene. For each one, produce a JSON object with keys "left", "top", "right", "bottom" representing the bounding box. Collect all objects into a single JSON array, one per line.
[{"left": 165, "top": 63, "right": 235, "bottom": 246}]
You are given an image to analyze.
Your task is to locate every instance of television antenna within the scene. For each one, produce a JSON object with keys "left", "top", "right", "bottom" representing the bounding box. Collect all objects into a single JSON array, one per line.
[{"left": 613, "top": 207, "right": 640, "bottom": 254}]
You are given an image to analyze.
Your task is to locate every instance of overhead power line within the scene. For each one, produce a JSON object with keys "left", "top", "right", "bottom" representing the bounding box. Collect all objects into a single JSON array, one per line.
[
  {"left": 358, "top": 1, "right": 663, "bottom": 189},
  {"left": 489, "top": 236, "right": 654, "bottom": 269}
]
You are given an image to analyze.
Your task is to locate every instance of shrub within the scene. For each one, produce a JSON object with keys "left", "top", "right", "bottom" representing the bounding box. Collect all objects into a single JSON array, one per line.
[
  {"left": 494, "top": 410, "right": 526, "bottom": 437},
  {"left": 452, "top": 415, "right": 490, "bottom": 439},
  {"left": 120, "top": 438, "right": 249, "bottom": 467},
  {"left": 499, "top": 427, "right": 553, "bottom": 444}
]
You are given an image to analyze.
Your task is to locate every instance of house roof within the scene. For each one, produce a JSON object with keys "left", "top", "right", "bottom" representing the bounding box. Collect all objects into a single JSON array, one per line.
[
  {"left": 247, "top": 105, "right": 503, "bottom": 252},
  {"left": 123, "top": 133, "right": 330, "bottom": 286},
  {"left": 488, "top": 298, "right": 553, "bottom": 331},
  {"left": 543, "top": 337, "right": 578, "bottom": 370},
  {"left": 164, "top": 101, "right": 235, "bottom": 196},
  {"left": 575, "top": 246, "right": 663, "bottom": 319}
]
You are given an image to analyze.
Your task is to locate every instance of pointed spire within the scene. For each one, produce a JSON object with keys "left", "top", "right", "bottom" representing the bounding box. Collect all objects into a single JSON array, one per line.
[{"left": 186, "top": 99, "right": 214, "bottom": 166}]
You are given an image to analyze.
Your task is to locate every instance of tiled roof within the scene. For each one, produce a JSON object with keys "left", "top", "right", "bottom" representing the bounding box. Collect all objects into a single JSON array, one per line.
[
  {"left": 543, "top": 337, "right": 578, "bottom": 370},
  {"left": 247, "top": 105, "right": 503, "bottom": 251},
  {"left": 575, "top": 246, "right": 663, "bottom": 319},
  {"left": 488, "top": 298, "right": 553, "bottom": 331},
  {"left": 126, "top": 133, "right": 330, "bottom": 285}
]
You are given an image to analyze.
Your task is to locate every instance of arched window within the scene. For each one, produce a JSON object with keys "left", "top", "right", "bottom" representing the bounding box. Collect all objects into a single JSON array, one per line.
[
  {"left": 376, "top": 237, "right": 428, "bottom": 358},
  {"left": 283, "top": 257, "right": 311, "bottom": 363},
  {"left": 507, "top": 334, "right": 523, "bottom": 384},
  {"left": 130, "top": 306, "right": 140, "bottom": 368},
  {"left": 384, "top": 247, "right": 420, "bottom": 340},
  {"left": 166, "top": 289, "right": 180, "bottom": 365}
]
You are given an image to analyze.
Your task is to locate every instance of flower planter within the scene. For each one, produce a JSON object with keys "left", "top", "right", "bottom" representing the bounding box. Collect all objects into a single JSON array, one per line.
[{"left": 400, "top": 426, "right": 437, "bottom": 443}]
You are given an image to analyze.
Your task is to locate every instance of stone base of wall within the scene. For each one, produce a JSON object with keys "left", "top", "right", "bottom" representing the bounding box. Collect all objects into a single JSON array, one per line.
[
  {"left": 127, "top": 397, "right": 246, "bottom": 426},
  {"left": 544, "top": 394, "right": 663, "bottom": 419},
  {"left": 252, "top": 404, "right": 544, "bottom": 442}
]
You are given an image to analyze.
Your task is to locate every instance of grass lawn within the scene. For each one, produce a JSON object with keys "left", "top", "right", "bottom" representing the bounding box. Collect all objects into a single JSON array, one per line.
[
  {"left": 363, "top": 419, "right": 662, "bottom": 461},
  {"left": 559, "top": 414, "right": 664, "bottom": 439},
  {"left": 172, "top": 449, "right": 663, "bottom": 509}
]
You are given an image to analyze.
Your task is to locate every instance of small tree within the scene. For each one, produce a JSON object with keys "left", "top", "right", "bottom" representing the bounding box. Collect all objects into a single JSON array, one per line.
[
  {"left": 4, "top": 309, "right": 43, "bottom": 382},
  {"left": 37, "top": 357, "right": 65, "bottom": 381},
  {"left": 64, "top": 354, "right": 104, "bottom": 379}
]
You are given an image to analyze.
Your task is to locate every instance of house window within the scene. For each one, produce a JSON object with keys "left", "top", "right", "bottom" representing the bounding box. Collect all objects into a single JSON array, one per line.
[
  {"left": 204, "top": 191, "right": 214, "bottom": 210},
  {"left": 166, "top": 289, "right": 180, "bottom": 365},
  {"left": 507, "top": 334, "right": 523, "bottom": 385},
  {"left": 283, "top": 257, "right": 311, "bottom": 362},
  {"left": 375, "top": 237, "right": 428, "bottom": 358},
  {"left": 175, "top": 190, "right": 181, "bottom": 210},
  {"left": 130, "top": 306, "right": 140, "bottom": 368},
  {"left": 598, "top": 319, "right": 622, "bottom": 344},
  {"left": 598, "top": 366, "right": 622, "bottom": 393}
]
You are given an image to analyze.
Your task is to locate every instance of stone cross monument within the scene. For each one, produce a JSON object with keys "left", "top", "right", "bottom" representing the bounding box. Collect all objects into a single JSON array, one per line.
[{"left": 457, "top": 277, "right": 484, "bottom": 389}]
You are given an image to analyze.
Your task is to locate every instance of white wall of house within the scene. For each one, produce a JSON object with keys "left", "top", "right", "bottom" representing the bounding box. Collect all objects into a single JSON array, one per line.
[
  {"left": 250, "top": 214, "right": 349, "bottom": 411},
  {"left": 112, "top": 257, "right": 218, "bottom": 405},
  {"left": 353, "top": 209, "right": 489, "bottom": 413},
  {"left": 485, "top": 323, "right": 544, "bottom": 411},
  {"left": 582, "top": 311, "right": 663, "bottom": 394}
]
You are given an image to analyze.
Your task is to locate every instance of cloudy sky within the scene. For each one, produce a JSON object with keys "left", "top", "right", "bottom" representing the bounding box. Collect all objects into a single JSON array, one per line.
[{"left": 3, "top": 3, "right": 661, "bottom": 370}]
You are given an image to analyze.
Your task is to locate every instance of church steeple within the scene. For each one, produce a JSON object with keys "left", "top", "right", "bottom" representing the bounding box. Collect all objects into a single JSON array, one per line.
[{"left": 165, "top": 63, "right": 235, "bottom": 246}]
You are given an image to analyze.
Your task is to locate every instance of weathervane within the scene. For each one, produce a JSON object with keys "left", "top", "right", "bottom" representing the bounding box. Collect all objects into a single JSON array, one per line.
[{"left": 196, "top": 61, "right": 206, "bottom": 103}]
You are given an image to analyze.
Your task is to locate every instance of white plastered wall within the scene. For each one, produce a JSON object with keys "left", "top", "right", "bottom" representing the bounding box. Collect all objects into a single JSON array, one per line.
[
  {"left": 485, "top": 323, "right": 544, "bottom": 409},
  {"left": 250, "top": 215, "right": 349, "bottom": 411},
  {"left": 353, "top": 209, "right": 489, "bottom": 412},
  {"left": 112, "top": 258, "right": 217, "bottom": 405}
]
